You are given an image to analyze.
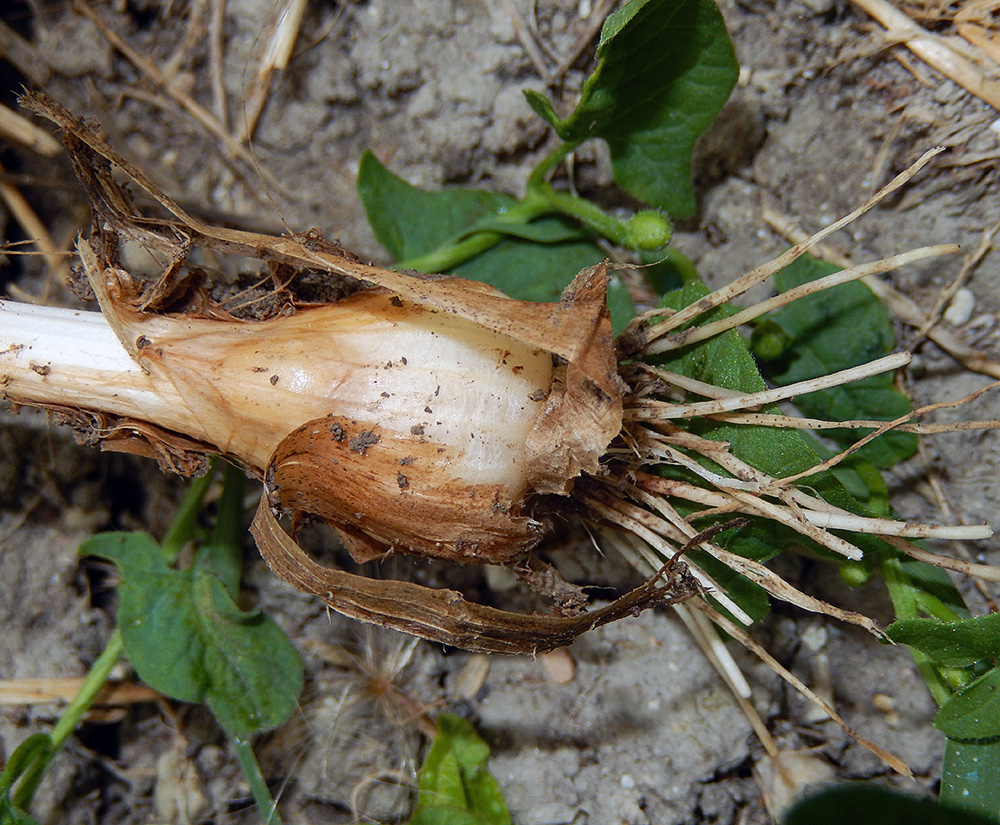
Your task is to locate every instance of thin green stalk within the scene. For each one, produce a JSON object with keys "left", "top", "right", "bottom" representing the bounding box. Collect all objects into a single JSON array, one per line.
[
  {"left": 199, "top": 461, "right": 247, "bottom": 598},
  {"left": 161, "top": 468, "right": 215, "bottom": 564},
  {"left": 540, "top": 186, "right": 631, "bottom": 245},
  {"left": 397, "top": 139, "right": 642, "bottom": 273},
  {"left": 526, "top": 141, "right": 578, "bottom": 190},
  {"left": 231, "top": 735, "right": 285, "bottom": 825},
  {"left": 396, "top": 184, "right": 635, "bottom": 273},
  {"left": 875, "top": 545, "right": 957, "bottom": 707},
  {"left": 12, "top": 630, "right": 124, "bottom": 810}
]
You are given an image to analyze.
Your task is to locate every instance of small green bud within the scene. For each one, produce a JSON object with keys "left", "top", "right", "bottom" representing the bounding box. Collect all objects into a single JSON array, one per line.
[
  {"left": 839, "top": 558, "right": 872, "bottom": 588},
  {"left": 750, "top": 319, "right": 791, "bottom": 361},
  {"left": 939, "top": 665, "right": 973, "bottom": 692},
  {"left": 626, "top": 210, "right": 672, "bottom": 251}
]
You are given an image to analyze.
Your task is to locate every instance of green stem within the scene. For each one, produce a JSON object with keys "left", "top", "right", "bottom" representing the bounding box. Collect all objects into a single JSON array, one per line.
[
  {"left": 396, "top": 183, "right": 634, "bottom": 273},
  {"left": 396, "top": 197, "right": 551, "bottom": 272},
  {"left": 875, "top": 545, "right": 957, "bottom": 707},
  {"left": 231, "top": 735, "right": 285, "bottom": 825},
  {"left": 161, "top": 468, "right": 215, "bottom": 564},
  {"left": 200, "top": 461, "right": 247, "bottom": 598},
  {"left": 12, "top": 630, "right": 124, "bottom": 810},
  {"left": 526, "top": 141, "right": 579, "bottom": 190},
  {"left": 540, "top": 186, "right": 630, "bottom": 245},
  {"left": 398, "top": 139, "right": 643, "bottom": 273}
]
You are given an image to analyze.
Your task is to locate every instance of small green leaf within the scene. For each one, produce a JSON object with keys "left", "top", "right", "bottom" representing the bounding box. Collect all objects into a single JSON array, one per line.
[
  {"left": 521, "top": 89, "right": 561, "bottom": 132},
  {"left": 754, "top": 253, "right": 917, "bottom": 469},
  {"left": 887, "top": 613, "right": 1000, "bottom": 667},
  {"left": 0, "top": 736, "right": 54, "bottom": 797},
  {"left": 80, "top": 532, "right": 303, "bottom": 737},
  {"left": 935, "top": 668, "right": 1000, "bottom": 740},
  {"left": 527, "top": 0, "right": 738, "bottom": 216},
  {"left": 409, "top": 715, "right": 511, "bottom": 825},
  {"left": 0, "top": 734, "right": 51, "bottom": 824},
  {"left": 783, "top": 783, "right": 996, "bottom": 825}
]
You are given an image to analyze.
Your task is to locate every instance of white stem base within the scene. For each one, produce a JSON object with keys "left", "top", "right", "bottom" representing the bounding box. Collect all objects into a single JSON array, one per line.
[{"left": 0, "top": 300, "right": 186, "bottom": 423}]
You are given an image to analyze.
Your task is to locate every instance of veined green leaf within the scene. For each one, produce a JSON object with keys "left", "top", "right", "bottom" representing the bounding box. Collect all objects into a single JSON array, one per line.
[
  {"left": 935, "top": 668, "right": 1000, "bottom": 740},
  {"left": 79, "top": 532, "right": 303, "bottom": 737},
  {"left": 358, "top": 151, "right": 516, "bottom": 261},
  {"left": 525, "top": 0, "right": 738, "bottom": 216},
  {"left": 888, "top": 613, "right": 1000, "bottom": 667}
]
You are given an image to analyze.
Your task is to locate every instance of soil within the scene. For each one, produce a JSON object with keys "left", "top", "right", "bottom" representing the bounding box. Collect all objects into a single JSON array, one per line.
[{"left": 1, "top": 0, "right": 999, "bottom": 823}]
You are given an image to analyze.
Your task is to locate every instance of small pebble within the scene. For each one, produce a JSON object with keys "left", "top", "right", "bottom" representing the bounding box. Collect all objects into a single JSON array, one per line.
[
  {"left": 873, "top": 692, "right": 900, "bottom": 727},
  {"left": 527, "top": 802, "right": 578, "bottom": 825},
  {"left": 451, "top": 653, "right": 490, "bottom": 700},
  {"left": 540, "top": 648, "right": 576, "bottom": 684},
  {"left": 943, "top": 287, "right": 975, "bottom": 327},
  {"left": 800, "top": 623, "right": 828, "bottom": 652}
]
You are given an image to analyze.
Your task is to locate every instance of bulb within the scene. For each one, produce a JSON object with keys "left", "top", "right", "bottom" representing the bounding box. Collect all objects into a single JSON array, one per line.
[{"left": 1, "top": 258, "right": 622, "bottom": 566}]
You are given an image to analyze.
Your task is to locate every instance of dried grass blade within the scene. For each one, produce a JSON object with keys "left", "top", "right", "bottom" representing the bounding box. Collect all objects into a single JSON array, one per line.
[
  {"left": 762, "top": 206, "right": 1000, "bottom": 380},
  {"left": 771, "top": 380, "right": 1000, "bottom": 487},
  {"left": 883, "top": 535, "right": 1000, "bottom": 583},
  {"left": 851, "top": 0, "right": 1000, "bottom": 109}
]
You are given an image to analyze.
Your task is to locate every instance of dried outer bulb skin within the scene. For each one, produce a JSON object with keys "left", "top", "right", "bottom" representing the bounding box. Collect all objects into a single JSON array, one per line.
[{"left": 81, "top": 238, "right": 622, "bottom": 564}]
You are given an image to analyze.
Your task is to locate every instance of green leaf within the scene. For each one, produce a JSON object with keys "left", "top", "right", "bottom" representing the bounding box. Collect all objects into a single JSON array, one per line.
[
  {"left": 521, "top": 89, "right": 561, "bottom": 132},
  {"left": 782, "top": 783, "right": 996, "bottom": 825},
  {"left": 358, "top": 151, "right": 516, "bottom": 261},
  {"left": 888, "top": 613, "right": 1000, "bottom": 667},
  {"left": 942, "top": 736, "right": 1000, "bottom": 822},
  {"left": 409, "top": 715, "right": 511, "bottom": 825},
  {"left": 754, "top": 253, "right": 917, "bottom": 469},
  {"left": 656, "top": 280, "right": 837, "bottom": 482},
  {"left": 79, "top": 532, "right": 303, "bottom": 737},
  {"left": 0, "top": 798, "right": 39, "bottom": 825},
  {"left": 527, "top": 0, "right": 738, "bottom": 216},
  {"left": 935, "top": 668, "right": 1000, "bottom": 740}
]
